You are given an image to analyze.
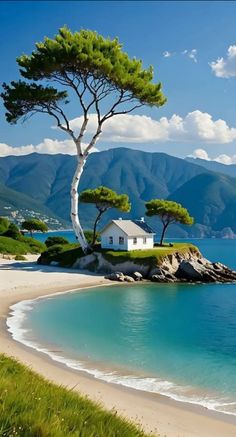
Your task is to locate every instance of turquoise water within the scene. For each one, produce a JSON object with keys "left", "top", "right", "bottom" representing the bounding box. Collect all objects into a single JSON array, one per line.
[{"left": 8, "top": 238, "right": 236, "bottom": 414}]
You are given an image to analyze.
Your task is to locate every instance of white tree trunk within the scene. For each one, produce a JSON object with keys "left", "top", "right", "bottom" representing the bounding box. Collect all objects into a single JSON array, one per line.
[
  {"left": 70, "top": 154, "right": 89, "bottom": 252},
  {"left": 71, "top": 124, "right": 102, "bottom": 253}
]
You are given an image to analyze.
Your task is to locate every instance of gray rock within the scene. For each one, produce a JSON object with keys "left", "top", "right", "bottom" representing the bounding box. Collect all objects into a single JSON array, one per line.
[
  {"left": 105, "top": 272, "right": 123, "bottom": 281},
  {"left": 115, "top": 271, "right": 125, "bottom": 277},
  {"left": 151, "top": 274, "right": 168, "bottom": 283},
  {"left": 176, "top": 259, "right": 236, "bottom": 283},
  {"left": 124, "top": 275, "right": 135, "bottom": 282},
  {"left": 177, "top": 260, "right": 205, "bottom": 280},
  {"left": 148, "top": 267, "right": 162, "bottom": 277},
  {"left": 133, "top": 271, "right": 143, "bottom": 281}
]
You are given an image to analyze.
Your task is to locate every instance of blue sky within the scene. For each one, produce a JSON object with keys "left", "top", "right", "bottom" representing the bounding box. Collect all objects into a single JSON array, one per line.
[{"left": 1, "top": 1, "right": 236, "bottom": 163}]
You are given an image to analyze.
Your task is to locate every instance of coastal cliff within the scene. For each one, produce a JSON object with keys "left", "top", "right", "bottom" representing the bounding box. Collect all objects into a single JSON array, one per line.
[
  {"left": 38, "top": 244, "right": 236, "bottom": 283},
  {"left": 73, "top": 249, "right": 236, "bottom": 283}
]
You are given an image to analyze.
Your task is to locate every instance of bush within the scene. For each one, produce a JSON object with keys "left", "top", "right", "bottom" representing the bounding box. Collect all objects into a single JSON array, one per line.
[
  {"left": 45, "top": 236, "right": 69, "bottom": 248},
  {"left": 15, "top": 254, "right": 27, "bottom": 260},
  {"left": 38, "top": 243, "right": 83, "bottom": 267},
  {"left": 38, "top": 244, "right": 64, "bottom": 264},
  {"left": 0, "top": 217, "right": 10, "bottom": 234},
  {"left": 3, "top": 223, "right": 21, "bottom": 240}
]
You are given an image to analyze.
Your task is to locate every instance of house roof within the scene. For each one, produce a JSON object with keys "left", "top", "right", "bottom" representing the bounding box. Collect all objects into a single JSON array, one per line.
[{"left": 101, "top": 220, "right": 155, "bottom": 236}]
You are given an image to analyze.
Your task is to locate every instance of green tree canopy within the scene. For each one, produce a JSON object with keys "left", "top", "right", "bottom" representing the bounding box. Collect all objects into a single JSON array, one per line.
[
  {"left": 79, "top": 186, "right": 131, "bottom": 246},
  {"left": 1, "top": 27, "right": 166, "bottom": 253},
  {"left": 145, "top": 199, "right": 194, "bottom": 246},
  {"left": 22, "top": 219, "right": 48, "bottom": 237}
]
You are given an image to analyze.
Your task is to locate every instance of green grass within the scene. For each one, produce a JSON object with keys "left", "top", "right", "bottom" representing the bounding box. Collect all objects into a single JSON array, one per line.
[
  {"left": 39, "top": 242, "right": 199, "bottom": 270},
  {"left": 99, "top": 243, "right": 199, "bottom": 266},
  {"left": 0, "top": 236, "right": 46, "bottom": 255},
  {"left": 0, "top": 354, "right": 149, "bottom": 437}
]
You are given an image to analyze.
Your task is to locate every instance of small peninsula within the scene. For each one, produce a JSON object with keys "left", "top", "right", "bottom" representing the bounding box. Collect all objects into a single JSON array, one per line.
[{"left": 38, "top": 242, "right": 236, "bottom": 284}]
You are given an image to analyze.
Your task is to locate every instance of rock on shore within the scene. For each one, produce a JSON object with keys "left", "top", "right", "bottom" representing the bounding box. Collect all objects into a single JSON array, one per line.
[{"left": 72, "top": 250, "right": 236, "bottom": 284}]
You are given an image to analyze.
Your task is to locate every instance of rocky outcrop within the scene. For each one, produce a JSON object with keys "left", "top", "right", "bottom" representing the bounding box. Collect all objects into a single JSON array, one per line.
[
  {"left": 176, "top": 259, "right": 236, "bottom": 283},
  {"left": 73, "top": 249, "right": 236, "bottom": 284}
]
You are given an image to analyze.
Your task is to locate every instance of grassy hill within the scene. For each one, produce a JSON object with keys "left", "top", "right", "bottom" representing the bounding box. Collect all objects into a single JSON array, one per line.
[{"left": 0, "top": 236, "right": 45, "bottom": 255}]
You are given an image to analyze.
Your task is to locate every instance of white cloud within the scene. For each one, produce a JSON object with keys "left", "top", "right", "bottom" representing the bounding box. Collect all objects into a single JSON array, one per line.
[
  {"left": 163, "top": 51, "right": 172, "bottom": 58},
  {"left": 69, "top": 110, "right": 236, "bottom": 145},
  {"left": 188, "top": 149, "right": 236, "bottom": 165},
  {"left": 210, "top": 45, "right": 236, "bottom": 78},
  {"left": 182, "top": 49, "right": 197, "bottom": 63},
  {"left": 189, "top": 148, "right": 210, "bottom": 160},
  {"left": 0, "top": 138, "right": 97, "bottom": 157},
  {"left": 2, "top": 110, "right": 236, "bottom": 157},
  {"left": 214, "top": 154, "right": 236, "bottom": 165}
]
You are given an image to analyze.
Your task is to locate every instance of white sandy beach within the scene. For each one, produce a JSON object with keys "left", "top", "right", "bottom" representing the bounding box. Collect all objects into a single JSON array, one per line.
[{"left": 1, "top": 256, "right": 236, "bottom": 437}]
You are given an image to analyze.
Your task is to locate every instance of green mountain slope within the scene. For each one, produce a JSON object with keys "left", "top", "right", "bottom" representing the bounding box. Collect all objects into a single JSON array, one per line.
[
  {"left": 168, "top": 172, "right": 236, "bottom": 235},
  {"left": 186, "top": 157, "right": 236, "bottom": 178},
  {"left": 0, "top": 183, "right": 67, "bottom": 228},
  {"left": 1, "top": 148, "right": 236, "bottom": 237}
]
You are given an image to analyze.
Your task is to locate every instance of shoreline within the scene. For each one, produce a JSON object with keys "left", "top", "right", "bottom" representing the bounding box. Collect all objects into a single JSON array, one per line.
[{"left": 1, "top": 258, "right": 236, "bottom": 436}]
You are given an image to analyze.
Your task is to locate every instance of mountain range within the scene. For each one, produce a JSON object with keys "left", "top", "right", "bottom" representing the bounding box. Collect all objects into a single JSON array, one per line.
[{"left": 1, "top": 148, "right": 236, "bottom": 238}]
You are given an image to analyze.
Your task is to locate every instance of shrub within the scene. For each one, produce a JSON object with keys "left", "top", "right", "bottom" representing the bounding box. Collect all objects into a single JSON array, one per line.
[
  {"left": 38, "top": 244, "right": 64, "bottom": 264},
  {"left": 15, "top": 254, "right": 27, "bottom": 260},
  {"left": 38, "top": 243, "right": 83, "bottom": 267},
  {"left": 3, "top": 223, "right": 21, "bottom": 240},
  {"left": 0, "top": 217, "right": 10, "bottom": 234},
  {"left": 45, "top": 236, "right": 69, "bottom": 248}
]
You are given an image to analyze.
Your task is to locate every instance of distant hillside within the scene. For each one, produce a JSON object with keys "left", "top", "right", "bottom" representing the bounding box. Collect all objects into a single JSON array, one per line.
[
  {"left": 186, "top": 157, "right": 236, "bottom": 178},
  {"left": 0, "top": 183, "right": 68, "bottom": 229},
  {"left": 168, "top": 173, "right": 236, "bottom": 236},
  {"left": 1, "top": 148, "right": 236, "bottom": 237}
]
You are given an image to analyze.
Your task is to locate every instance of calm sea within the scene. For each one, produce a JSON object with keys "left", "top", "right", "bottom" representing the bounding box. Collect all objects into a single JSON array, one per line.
[{"left": 8, "top": 235, "right": 236, "bottom": 415}]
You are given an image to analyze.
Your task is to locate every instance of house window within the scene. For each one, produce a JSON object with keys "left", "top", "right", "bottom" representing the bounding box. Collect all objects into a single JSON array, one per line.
[
  {"left": 109, "top": 236, "right": 113, "bottom": 245},
  {"left": 133, "top": 237, "right": 137, "bottom": 245},
  {"left": 119, "top": 236, "right": 124, "bottom": 245},
  {"left": 143, "top": 237, "right": 147, "bottom": 244}
]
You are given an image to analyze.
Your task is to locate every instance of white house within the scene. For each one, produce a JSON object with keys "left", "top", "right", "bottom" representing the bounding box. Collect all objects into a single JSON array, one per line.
[{"left": 100, "top": 218, "right": 155, "bottom": 251}]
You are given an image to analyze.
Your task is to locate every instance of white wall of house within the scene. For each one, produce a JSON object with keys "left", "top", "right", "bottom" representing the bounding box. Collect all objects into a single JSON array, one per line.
[
  {"left": 101, "top": 223, "right": 128, "bottom": 250},
  {"left": 101, "top": 222, "right": 154, "bottom": 251},
  {"left": 127, "top": 235, "right": 154, "bottom": 251}
]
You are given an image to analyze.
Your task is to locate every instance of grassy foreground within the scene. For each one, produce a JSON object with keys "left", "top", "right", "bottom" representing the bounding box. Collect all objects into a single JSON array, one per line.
[{"left": 0, "top": 354, "right": 149, "bottom": 437}]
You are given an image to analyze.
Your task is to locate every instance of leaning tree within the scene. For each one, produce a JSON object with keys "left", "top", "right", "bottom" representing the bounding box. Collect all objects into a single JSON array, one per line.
[
  {"left": 1, "top": 27, "right": 166, "bottom": 252},
  {"left": 145, "top": 199, "right": 194, "bottom": 246},
  {"left": 79, "top": 186, "right": 131, "bottom": 246}
]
